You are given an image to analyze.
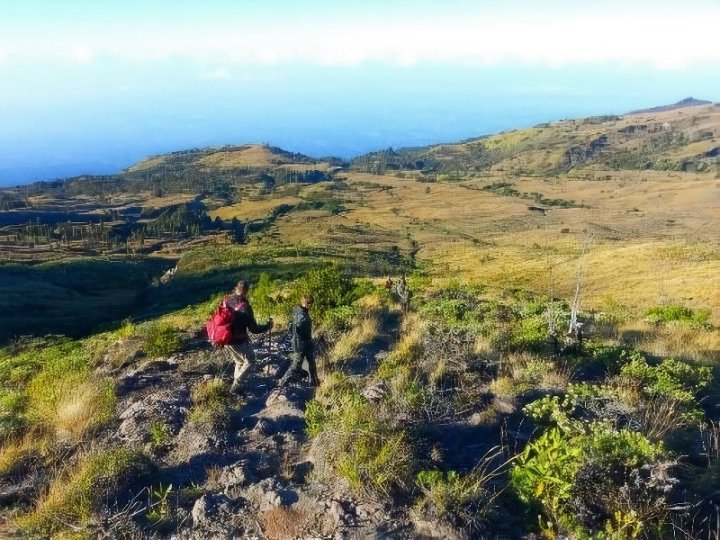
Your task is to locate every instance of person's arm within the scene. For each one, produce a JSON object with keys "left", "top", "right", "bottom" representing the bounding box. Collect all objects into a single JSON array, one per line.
[{"left": 245, "top": 303, "right": 272, "bottom": 334}]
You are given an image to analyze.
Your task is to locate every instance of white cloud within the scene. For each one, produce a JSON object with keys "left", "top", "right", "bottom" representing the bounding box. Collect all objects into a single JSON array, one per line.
[{"left": 2, "top": 6, "right": 720, "bottom": 70}]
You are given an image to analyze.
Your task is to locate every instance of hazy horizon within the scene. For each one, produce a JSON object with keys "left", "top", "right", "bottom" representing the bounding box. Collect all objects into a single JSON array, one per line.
[{"left": 1, "top": 0, "right": 719, "bottom": 186}]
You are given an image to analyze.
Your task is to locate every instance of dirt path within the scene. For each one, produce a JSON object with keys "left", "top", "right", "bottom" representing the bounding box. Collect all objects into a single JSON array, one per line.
[{"left": 106, "top": 309, "right": 407, "bottom": 538}]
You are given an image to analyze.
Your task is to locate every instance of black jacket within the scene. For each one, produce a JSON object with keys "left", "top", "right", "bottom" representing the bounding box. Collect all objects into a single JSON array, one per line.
[
  {"left": 226, "top": 294, "right": 270, "bottom": 343},
  {"left": 292, "top": 304, "right": 313, "bottom": 352}
]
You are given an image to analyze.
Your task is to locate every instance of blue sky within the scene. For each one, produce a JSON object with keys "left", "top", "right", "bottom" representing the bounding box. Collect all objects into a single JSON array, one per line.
[{"left": 1, "top": 0, "right": 719, "bottom": 185}]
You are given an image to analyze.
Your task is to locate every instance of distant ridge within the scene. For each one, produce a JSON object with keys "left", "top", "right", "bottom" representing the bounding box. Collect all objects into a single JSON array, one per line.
[{"left": 629, "top": 97, "right": 711, "bottom": 114}]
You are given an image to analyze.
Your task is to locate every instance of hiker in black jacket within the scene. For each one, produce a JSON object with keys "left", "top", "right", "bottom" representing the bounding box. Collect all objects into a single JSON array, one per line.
[
  {"left": 225, "top": 280, "right": 273, "bottom": 392},
  {"left": 279, "top": 294, "right": 320, "bottom": 387}
]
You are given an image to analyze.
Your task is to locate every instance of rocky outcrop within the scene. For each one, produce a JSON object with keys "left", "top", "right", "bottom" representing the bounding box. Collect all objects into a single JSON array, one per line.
[{"left": 564, "top": 135, "right": 609, "bottom": 168}]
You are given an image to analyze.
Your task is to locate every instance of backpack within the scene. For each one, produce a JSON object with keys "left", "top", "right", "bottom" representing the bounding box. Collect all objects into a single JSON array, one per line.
[{"left": 206, "top": 297, "right": 236, "bottom": 347}]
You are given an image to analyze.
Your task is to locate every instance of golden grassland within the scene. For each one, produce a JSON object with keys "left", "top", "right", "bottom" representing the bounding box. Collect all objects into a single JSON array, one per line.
[
  {"left": 125, "top": 155, "right": 167, "bottom": 172},
  {"left": 197, "top": 145, "right": 295, "bottom": 169},
  {"left": 208, "top": 196, "right": 301, "bottom": 221},
  {"left": 141, "top": 193, "right": 197, "bottom": 209},
  {"left": 228, "top": 162, "right": 720, "bottom": 326}
]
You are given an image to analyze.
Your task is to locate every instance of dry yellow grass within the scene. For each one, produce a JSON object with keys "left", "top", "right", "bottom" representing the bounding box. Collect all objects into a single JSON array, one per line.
[
  {"left": 260, "top": 506, "right": 312, "bottom": 540},
  {"left": 276, "top": 162, "right": 331, "bottom": 172},
  {"left": 52, "top": 382, "right": 111, "bottom": 441},
  {"left": 250, "top": 163, "right": 719, "bottom": 327},
  {"left": 0, "top": 433, "right": 47, "bottom": 476},
  {"left": 327, "top": 306, "right": 383, "bottom": 366},
  {"left": 125, "top": 155, "right": 167, "bottom": 172},
  {"left": 141, "top": 193, "right": 196, "bottom": 209},
  {"left": 209, "top": 196, "right": 301, "bottom": 221},
  {"left": 197, "top": 145, "right": 293, "bottom": 169}
]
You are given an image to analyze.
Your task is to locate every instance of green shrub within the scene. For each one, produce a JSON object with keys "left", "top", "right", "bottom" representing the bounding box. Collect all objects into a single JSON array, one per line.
[
  {"left": 290, "top": 266, "right": 359, "bottom": 323},
  {"left": 644, "top": 304, "right": 711, "bottom": 327},
  {"left": 307, "top": 386, "right": 412, "bottom": 496},
  {"left": 511, "top": 423, "right": 668, "bottom": 536},
  {"left": 618, "top": 355, "right": 712, "bottom": 405},
  {"left": 250, "top": 272, "right": 281, "bottom": 321},
  {"left": 150, "top": 421, "right": 172, "bottom": 449},
  {"left": 189, "top": 378, "right": 232, "bottom": 426},
  {"left": 143, "top": 322, "right": 183, "bottom": 358},
  {"left": 414, "top": 451, "right": 505, "bottom": 533},
  {"left": 0, "top": 390, "right": 27, "bottom": 440}
]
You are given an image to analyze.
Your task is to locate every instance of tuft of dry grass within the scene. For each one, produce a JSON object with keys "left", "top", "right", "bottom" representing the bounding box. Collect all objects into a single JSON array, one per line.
[
  {"left": 27, "top": 377, "right": 116, "bottom": 443},
  {"left": 0, "top": 433, "right": 48, "bottom": 477},
  {"left": 327, "top": 310, "right": 381, "bottom": 366},
  {"left": 53, "top": 381, "right": 116, "bottom": 441},
  {"left": 260, "top": 506, "right": 312, "bottom": 540},
  {"left": 18, "top": 448, "right": 152, "bottom": 537}
]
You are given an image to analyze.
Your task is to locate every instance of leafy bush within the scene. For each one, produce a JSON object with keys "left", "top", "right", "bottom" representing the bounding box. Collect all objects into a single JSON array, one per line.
[
  {"left": 645, "top": 304, "right": 711, "bottom": 327},
  {"left": 307, "top": 384, "right": 412, "bottom": 496},
  {"left": 511, "top": 424, "right": 669, "bottom": 536},
  {"left": 413, "top": 448, "right": 506, "bottom": 533},
  {"left": 142, "top": 322, "right": 183, "bottom": 358},
  {"left": 290, "top": 266, "right": 359, "bottom": 323},
  {"left": 617, "top": 355, "right": 712, "bottom": 406},
  {"left": 250, "top": 272, "right": 281, "bottom": 321},
  {"left": 189, "top": 378, "right": 232, "bottom": 426}
]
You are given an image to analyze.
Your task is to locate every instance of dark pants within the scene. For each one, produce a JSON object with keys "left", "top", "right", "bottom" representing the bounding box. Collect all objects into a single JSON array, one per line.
[{"left": 279, "top": 346, "right": 319, "bottom": 387}]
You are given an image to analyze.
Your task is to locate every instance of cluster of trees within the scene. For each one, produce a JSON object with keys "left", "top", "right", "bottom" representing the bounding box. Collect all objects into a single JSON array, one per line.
[{"left": 0, "top": 204, "right": 248, "bottom": 254}]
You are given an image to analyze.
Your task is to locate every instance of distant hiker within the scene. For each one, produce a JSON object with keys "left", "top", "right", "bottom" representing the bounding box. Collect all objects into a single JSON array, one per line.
[
  {"left": 396, "top": 274, "right": 412, "bottom": 313},
  {"left": 225, "top": 280, "right": 273, "bottom": 392},
  {"left": 279, "top": 294, "right": 320, "bottom": 388}
]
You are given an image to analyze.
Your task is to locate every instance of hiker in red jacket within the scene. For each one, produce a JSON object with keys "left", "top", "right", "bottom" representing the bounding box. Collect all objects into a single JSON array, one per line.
[{"left": 225, "top": 280, "right": 273, "bottom": 392}]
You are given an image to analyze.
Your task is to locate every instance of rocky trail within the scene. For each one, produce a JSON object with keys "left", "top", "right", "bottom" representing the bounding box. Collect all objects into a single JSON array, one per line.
[{"left": 103, "top": 315, "right": 408, "bottom": 539}]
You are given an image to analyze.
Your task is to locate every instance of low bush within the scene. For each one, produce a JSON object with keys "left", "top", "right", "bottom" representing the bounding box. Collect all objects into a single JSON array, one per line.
[
  {"left": 511, "top": 424, "right": 671, "bottom": 537},
  {"left": 307, "top": 384, "right": 412, "bottom": 496},
  {"left": 142, "top": 322, "right": 183, "bottom": 358},
  {"left": 290, "top": 266, "right": 359, "bottom": 324},
  {"left": 413, "top": 447, "right": 506, "bottom": 533},
  {"left": 189, "top": 378, "right": 232, "bottom": 426},
  {"left": 645, "top": 304, "right": 711, "bottom": 328}
]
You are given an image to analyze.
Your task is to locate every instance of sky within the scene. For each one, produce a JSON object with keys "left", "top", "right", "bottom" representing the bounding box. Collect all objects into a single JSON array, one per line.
[{"left": 1, "top": 0, "right": 719, "bottom": 185}]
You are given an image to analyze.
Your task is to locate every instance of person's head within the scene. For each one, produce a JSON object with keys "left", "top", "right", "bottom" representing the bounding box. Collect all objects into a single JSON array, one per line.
[
  {"left": 235, "top": 280, "right": 249, "bottom": 296},
  {"left": 301, "top": 294, "right": 314, "bottom": 308}
]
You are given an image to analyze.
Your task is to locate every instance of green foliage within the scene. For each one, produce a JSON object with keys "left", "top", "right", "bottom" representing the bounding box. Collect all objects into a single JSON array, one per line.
[
  {"left": 150, "top": 421, "right": 172, "bottom": 449},
  {"left": 618, "top": 355, "right": 712, "bottom": 405},
  {"left": 146, "top": 482, "right": 173, "bottom": 525},
  {"left": 322, "top": 305, "right": 361, "bottom": 335},
  {"left": 290, "top": 266, "right": 359, "bottom": 323},
  {"left": 417, "top": 283, "right": 486, "bottom": 331},
  {"left": 306, "top": 382, "right": 411, "bottom": 496},
  {"left": 142, "top": 322, "right": 183, "bottom": 358},
  {"left": 0, "top": 390, "right": 27, "bottom": 439},
  {"left": 189, "top": 378, "right": 232, "bottom": 426},
  {"left": 511, "top": 424, "right": 666, "bottom": 535},
  {"left": 644, "top": 304, "right": 711, "bottom": 327},
  {"left": 414, "top": 459, "right": 503, "bottom": 532},
  {"left": 511, "top": 427, "right": 583, "bottom": 526},
  {"left": 249, "top": 272, "right": 281, "bottom": 320}
]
